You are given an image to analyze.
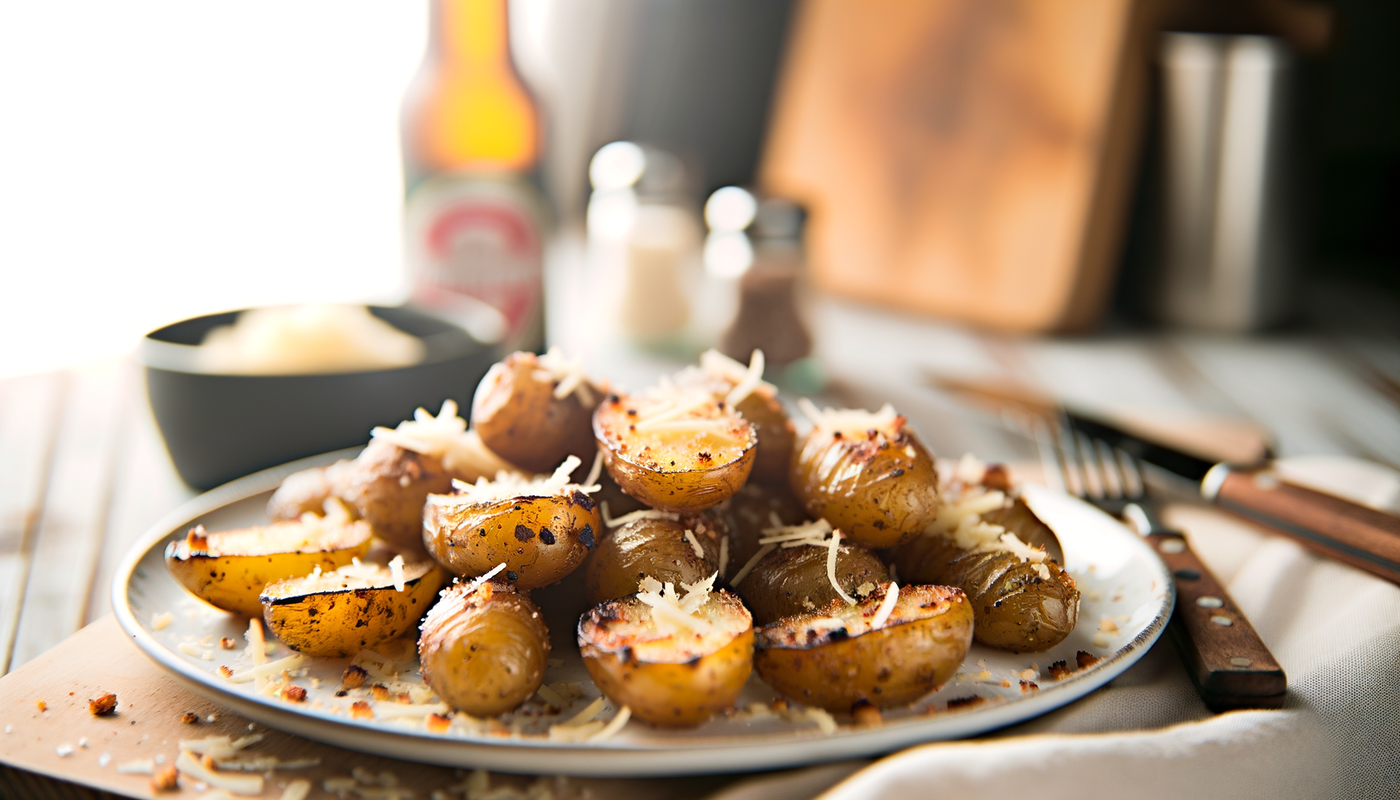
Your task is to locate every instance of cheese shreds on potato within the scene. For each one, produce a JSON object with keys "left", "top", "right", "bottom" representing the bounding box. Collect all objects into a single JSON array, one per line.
[
  {"left": 926, "top": 486, "right": 1049, "bottom": 565},
  {"left": 796, "top": 399, "right": 900, "bottom": 438}
]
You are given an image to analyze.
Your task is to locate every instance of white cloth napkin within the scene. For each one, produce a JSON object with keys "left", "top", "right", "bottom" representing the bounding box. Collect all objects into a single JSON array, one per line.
[{"left": 710, "top": 457, "right": 1400, "bottom": 800}]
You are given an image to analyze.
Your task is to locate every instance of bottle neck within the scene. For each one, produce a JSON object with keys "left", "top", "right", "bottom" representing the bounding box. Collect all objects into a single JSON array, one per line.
[{"left": 433, "top": 0, "right": 512, "bottom": 69}]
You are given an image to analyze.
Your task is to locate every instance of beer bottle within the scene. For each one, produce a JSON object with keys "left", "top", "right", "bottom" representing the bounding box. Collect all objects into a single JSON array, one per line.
[{"left": 401, "top": 0, "right": 546, "bottom": 352}]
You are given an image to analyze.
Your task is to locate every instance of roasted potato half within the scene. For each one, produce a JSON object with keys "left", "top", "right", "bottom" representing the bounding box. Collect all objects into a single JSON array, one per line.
[
  {"left": 579, "top": 582, "right": 753, "bottom": 727},
  {"left": 260, "top": 558, "right": 446, "bottom": 657},
  {"left": 594, "top": 390, "right": 756, "bottom": 512},
  {"left": 754, "top": 583, "right": 973, "bottom": 712},
  {"left": 790, "top": 402, "right": 940, "bottom": 549},
  {"left": 586, "top": 513, "right": 723, "bottom": 605},
  {"left": 734, "top": 541, "right": 888, "bottom": 626},
  {"left": 676, "top": 350, "right": 796, "bottom": 485},
  {"left": 472, "top": 350, "right": 601, "bottom": 473},
  {"left": 894, "top": 490, "right": 1079, "bottom": 653},
  {"left": 165, "top": 515, "right": 373, "bottom": 617},
  {"left": 422, "top": 458, "right": 602, "bottom": 590},
  {"left": 419, "top": 579, "right": 550, "bottom": 717}
]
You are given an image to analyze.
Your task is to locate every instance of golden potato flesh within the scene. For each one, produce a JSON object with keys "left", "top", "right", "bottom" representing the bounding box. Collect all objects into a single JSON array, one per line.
[
  {"left": 579, "top": 588, "right": 753, "bottom": 727},
  {"left": 472, "top": 351, "right": 600, "bottom": 474},
  {"left": 586, "top": 514, "right": 722, "bottom": 605},
  {"left": 895, "top": 493, "right": 1078, "bottom": 653},
  {"left": 164, "top": 517, "right": 373, "bottom": 617},
  {"left": 594, "top": 391, "right": 756, "bottom": 512},
  {"left": 422, "top": 480, "right": 602, "bottom": 590},
  {"left": 734, "top": 542, "right": 888, "bottom": 626},
  {"left": 754, "top": 583, "right": 973, "bottom": 712},
  {"left": 418, "top": 580, "right": 549, "bottom": 717},
  {"left": 790, "top": 408, "right": 939, "bottom": 549},
  {"left": 260, "top": 558, "right": 445, "bottom": 657}
]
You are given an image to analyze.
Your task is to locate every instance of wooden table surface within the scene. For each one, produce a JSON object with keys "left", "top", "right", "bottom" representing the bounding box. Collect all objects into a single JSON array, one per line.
[{"left": 1, "top": 276, "right": 1398, "bottom": 797}]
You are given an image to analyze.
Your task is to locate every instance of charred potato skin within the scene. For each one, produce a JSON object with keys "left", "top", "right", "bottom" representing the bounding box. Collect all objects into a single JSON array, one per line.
[
  {"left": 895, "top": 533, "right": 1079, "bottom": 653},
  {"left": 735, "top": 392, "right": 796, "bottom": 485},
  {"left": 422, "top": 489, "right": 602, "bottom": 590},
  {"left": 737, "top": 544, "right": 889, "bottom": 626},
  {"left": 578, "top": 592, "right": 754, "bottom": 727},
  {"left": 260, "top": 564, "right": 446, "bottom": 658},
  {"left": 790, "top": 425, "right": 940, "bottom": 549},
  {"left": 594, "top": 395, "right": 757, "bottom": 513},
  {"left": 585, "top": 516, "right": 722, "bottom": 605},
  {"left": 472, "top": 353, "right": 599, "bottom": 474},
  {"left": 335, "top": 439, "right": 453, "bottom": 554},
  {"left": 418, "top": 580, "right": 550, "bottom": 717},
  {"left": 753, "top": 585, "right": 973, "bottom": 712},
  {"left": 164, "top": 524, "right": 373, "bottom": 617}
]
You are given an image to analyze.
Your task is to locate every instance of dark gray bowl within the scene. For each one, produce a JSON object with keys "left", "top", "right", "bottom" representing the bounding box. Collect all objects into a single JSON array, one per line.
[{"left": 143, "top": 306, "right": 500, "bottom": 490}]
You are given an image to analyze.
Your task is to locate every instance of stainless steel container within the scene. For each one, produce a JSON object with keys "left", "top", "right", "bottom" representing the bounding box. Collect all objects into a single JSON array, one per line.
[{"left": 1155, "top": 34, "right": 1300, "bottom": 331}]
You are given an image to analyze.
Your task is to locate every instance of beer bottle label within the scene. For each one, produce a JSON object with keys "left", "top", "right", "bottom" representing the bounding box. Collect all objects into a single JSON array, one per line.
[{"left": 405, "top": 174, "right": 545, "bottom": 351}]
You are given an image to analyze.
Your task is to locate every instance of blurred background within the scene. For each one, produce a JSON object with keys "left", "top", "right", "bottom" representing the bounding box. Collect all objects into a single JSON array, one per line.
[{"left": 0, "top": 0, "right": 1396, "bottom": 378}]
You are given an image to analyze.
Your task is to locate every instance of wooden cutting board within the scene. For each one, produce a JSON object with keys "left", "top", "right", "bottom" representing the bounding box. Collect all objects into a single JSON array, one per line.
[
  {"left": 0, "top": 618, "right": 753, "bottom": 800},
  {"left": 761, "top": 0, "right": 1159, "bottom": 333}
]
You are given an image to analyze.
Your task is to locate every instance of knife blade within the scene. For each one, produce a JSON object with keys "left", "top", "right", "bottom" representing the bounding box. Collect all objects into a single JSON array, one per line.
[
  {"left": 1066, "top": 412, "right": 1400, "bottom": 585},
  {"left": 926, "top": 371, "right": 1400, "bottom": 584}
]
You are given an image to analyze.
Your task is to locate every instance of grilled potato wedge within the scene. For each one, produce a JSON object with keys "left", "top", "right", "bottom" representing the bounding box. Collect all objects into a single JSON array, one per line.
[
  {"left": 165, "top": 515, "right": 373, "bottom": 617},
  {"left": 754, "top": 583, "right": 973, "bottom": 712},
  {"left": 422, "top": 461, "right": 602, "bottom": 590},
  {"left": 594, "top": 390, "right": 756, "bottom": 512},
  {"left": 733, "top": 541, "right": 888, "bottom": 626},
  {"left": 586, "top": 513, "right": 723, "bottom": 605},
  {"left": 894, "top": 491, "right": 1078, "bottom": 653},
  {"left": 472, "top": 351, "right": 601, "bottom": 473},
  {"left": 579, "top": 585, "right": 753, "bottom": 727},
  {"left": 418, "top": 579, "right": 550, "bottom": 717},
  {"left": 260, "top": 557, "right": 445, "bottom": 657},
  {"left": 790, "top": 403, "right": 939, "bottom": 549}
]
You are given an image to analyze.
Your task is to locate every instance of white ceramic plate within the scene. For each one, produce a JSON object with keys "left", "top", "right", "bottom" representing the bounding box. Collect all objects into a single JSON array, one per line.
[{"left": 113, "top": 451, "right": 1173, "bottom": 777}]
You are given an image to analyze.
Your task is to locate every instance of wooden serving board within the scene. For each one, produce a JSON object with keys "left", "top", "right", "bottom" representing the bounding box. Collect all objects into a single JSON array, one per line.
[
  {"left": 0, "top": 617, "right": 751, "bottom": 800},
  {"left": 761, "top": 0, "right": 1159, "bottom": 332}
]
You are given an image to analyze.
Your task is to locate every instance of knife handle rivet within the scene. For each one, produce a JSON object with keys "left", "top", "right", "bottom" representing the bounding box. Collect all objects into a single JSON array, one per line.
[
  {"left": 1230, "top": 657, "right": 1253, "bottom": 668},
  {"left": 1211, "top": 615, "right": 1234, "bottom": 626},
  {"left": 1197, "top": 596, "right": 1224, "bottom": 608},
  {"left": 1159, "top": 539, "right": 1186, "bottom": 554}
]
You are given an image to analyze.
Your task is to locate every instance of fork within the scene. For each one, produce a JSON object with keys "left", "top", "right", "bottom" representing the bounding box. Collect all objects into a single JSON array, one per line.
[{"left": 1037, "top": 416, "right": 1288, "bottom": 712}]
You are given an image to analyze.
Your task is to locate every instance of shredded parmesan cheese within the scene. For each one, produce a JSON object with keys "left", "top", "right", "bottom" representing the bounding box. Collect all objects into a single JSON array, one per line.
[
  {"left": 826, "top": 532, "right": 857, "bottom": 605},
  {"left": 796, "top": 398, "right": 899, "bottom": 437},
  {"left": 869, "top": 583, "right": 900, "bottom": 629},
  {"left": 730, "top": 543, "right": 776, "bottom": 586},
  {"left": 388, "top": 555, "right": 406, "bottom": 592},
  {"left": 589, "top": 706, "right": 631, "bottom": 741},
  {"left": 245, "top": 619, "right": 267, "bottom": 667},
  {"left": 441, "top": 454, "right": 595, "bottom": 506},
  {"left": 151, "top": 612, "right": 173, "bottom": 630},
  {"left": 372, "top": 702, "right": 450, "bottom": 720},
  {"left": 462, "top": 562, "right": 507, "bottom": 595},
  {"left": 280, "top": 780, "right": 311, "bottom": 800},
  {"left": 116, "top": 759, "right": 155, "bottom": 775},
  {"left": 926, "top": 486, "right": 1050, "bottom": 566},
  {"left": 634, "top": 575, "right": 717, "bottom": 634},
  {"left": 717, "top": 535, "right": 729, "bottom": 580},
  {"left": 535, "top": 347, "right": 597, "bottom": 406},
  {"left": 699, "top": 349, "right": 777, "bottom": 402},
  {"left": 602, "top": 506, "right": 679, "bottom": 528},
  {"left": 175, "top": 751, "right": 264, "bottom": 796},
  {"left": 683, "top": 529, "right": 705, "bottom": 559},
  {"left": 583, "top": 449, "right": 603, "bottom": 490},
  {"left": 227, "top": 655, "right": 305, "bottom": 684}
]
